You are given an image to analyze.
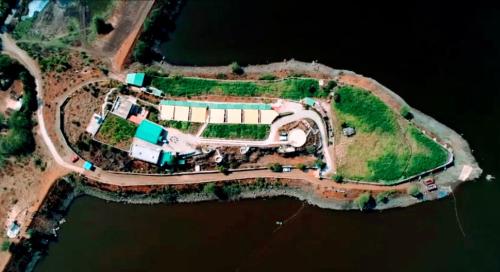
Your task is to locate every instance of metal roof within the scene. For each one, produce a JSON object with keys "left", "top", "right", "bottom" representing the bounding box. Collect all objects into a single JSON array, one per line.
[
  {"left": 160, "top": 151, "right": 174, "bottom": 166},
  {"left": 303, "top": 97, "right": 316, "bottom": 107},
  {"left": 160, "top": 100, "right": 272, "bottom": 110},
  {"left": 126, "top": 73, "right": 145, "bottom": 86},
  {"left": 130, "top": 138, "right": 162, "bottom": 164},
  {"left": 135, "top": 120, "right": 165, "bottom": 144}
]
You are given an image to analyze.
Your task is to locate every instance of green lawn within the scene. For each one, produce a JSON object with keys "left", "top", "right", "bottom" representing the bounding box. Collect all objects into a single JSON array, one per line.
[
  {"left": 151, "top": 76, "right": 326, "bottom": 100},
  {"left": 201, "top": 124, "right": 270, "bottom": 140},
  {"left": 159, "top": 120, "right": 201, "bottom": 134},
  {"left": 96, "top": 114, "right": 137, "bottom": 148},
  {"left": 333, "top": 86, "right": 449, "bottom": 183}
]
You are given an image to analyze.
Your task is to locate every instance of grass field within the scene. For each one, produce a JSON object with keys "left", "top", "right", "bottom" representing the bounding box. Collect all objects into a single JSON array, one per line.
[
  {"left": 333, "top": 86, "right": 449, "bottom": 183},
  {"left": 201, "top": 124, "right": 270, "bottom": 140},
  {"left": 151, "top": 76, "right": 326, "bottom": 100},
  {"left": 96, "top": 114, "right": 137, "bottom": 148},
  {"left": 160, "top": 120, "right": 202, "bottom": 134}
]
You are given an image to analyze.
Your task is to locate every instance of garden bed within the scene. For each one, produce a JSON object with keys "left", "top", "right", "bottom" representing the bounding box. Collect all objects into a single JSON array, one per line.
[
  {"left": 94, "top": 114, "right": 137, "bottom": 149},
  {"left": 201, "top": 124, "right": 270, "bottom": 140}
]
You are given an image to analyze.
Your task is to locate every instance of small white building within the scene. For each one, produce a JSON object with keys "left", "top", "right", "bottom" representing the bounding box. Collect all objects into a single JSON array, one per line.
[
  {"left": 111, "top": 96, "right": 137, "bottom": 119},
  {"left": 129, "top": 138, "right": 162, "bottom": 164}
]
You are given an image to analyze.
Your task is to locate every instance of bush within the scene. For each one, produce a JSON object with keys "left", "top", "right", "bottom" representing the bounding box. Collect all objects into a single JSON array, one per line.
[
  {"left": 315, "top": 159, "right": 326, "bottom": 170},
  {"left": 94, "top": 17, "right": 114, "bottom": 35},
  {"left": 296, "top": 163, "right": 307, "bottom": 171},
  {"left": 133, "top": 40, "right": 148, "bottom": 63},
  {"left": 332, "top": 174, "right": 343, "bottom": 183},
  {"left": 202, "top": 183, "right": 216, "bottom": 195},
  {"left": 230, "top": 62, "right": 244, "bottom": 75},
  {"left": 306, "top": 145, "right": 316, "bottom": 154},
  {"left": 355, "top": 193, "right": 374, "bottom": 211},
  {"left": 1, "top": 240, "right": 10, "bottom": 251},
  {"left": 269, "top": 163, "right": 283, "bottom": 172},
  {"left": 407, "top": 184, "right": 421, "bottom": 198},
  {"left": 400, "top": 106, "right": 413, "bottom": 120},
  {"left": 215, "top": 73, "right": 227, "bottom": 79},
  {"left": 222, "top": 183, "right": 242, "bottom": 198},
  {"left": 376, "top": 190, "right": 397, "bottom": 204},
  {"left": 259, "top": 74, "right": 277, "bottom": 80}
]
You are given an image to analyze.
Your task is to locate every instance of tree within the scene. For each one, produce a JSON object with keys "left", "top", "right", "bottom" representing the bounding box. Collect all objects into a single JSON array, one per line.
[
  {"left": 217, "top": 164, "right": 229, "bottom": 175},
  {"left": 230, "top": 62, "right": 244, "bottom": 75},
  {"left": 296, "top": 163, "right": 307, "bottom": 171},
  {"left": 1, "top": 240, "right": 10, "bottom": 252},
  {"left": 133, "top": 40, "right": 148, "bottom": 63},
  {"left": 269, "top": 163, "right": 283, "bottom": 172},
  {"left": 355, "top": 193, "right": 374, "bottom": 211},
  {"left": 400, "top": 106, "right": 413, "bottom": 120},
  {"left": 315, "top": 159, "right": 326, "bottom": 170},
  {"left": 376, "top": 190, "right": 397, "bottom": 204},
  {"left": 332, "top": 174, "right": 343, "bottom": 183},
  {"left": 202, "top": 183, "right": 216, "bottom": 195},
  {"left": 306, "top": 145, "right": 316, "bottom": 154},
  {"left": 94, "top": 17, "right": 114, "bottom": 35},
  {"left": 407, "top": 184, "right": 421, "bottom": 198}
]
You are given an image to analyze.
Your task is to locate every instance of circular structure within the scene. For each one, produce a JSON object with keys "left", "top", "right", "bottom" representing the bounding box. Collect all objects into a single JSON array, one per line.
[{"left": 288, "top": 128, "right": 307, "bottom": 147}]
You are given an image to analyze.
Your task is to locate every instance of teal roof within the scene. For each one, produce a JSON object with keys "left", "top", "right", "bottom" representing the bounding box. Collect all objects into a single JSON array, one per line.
[
  {"left": 303, "top": 97, "right": 316, "bottom": 107},
  {"left": 126, "top": 73, "right": 145, "bottom": 86},
  {"left": 159, "top": 100, "right": 272, "bottom": 110},
  {"left": 160, "top": 151, "right": 174, "bottom": 166},
  {"left": 83, "top": 161, "right": 93, "bottom": 170},
  {"left": 135, "top": 120, "right": 164, "bottom": 144}
]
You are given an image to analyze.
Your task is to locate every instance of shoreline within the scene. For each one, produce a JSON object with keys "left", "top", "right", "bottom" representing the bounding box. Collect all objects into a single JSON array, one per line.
[{"left": 1, "top": 59, "right": 482, "bottom": 271}]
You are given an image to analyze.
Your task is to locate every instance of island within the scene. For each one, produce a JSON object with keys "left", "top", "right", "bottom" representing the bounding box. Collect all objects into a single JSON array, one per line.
[{"left": 0, "top": 0, "right": 482, "bottom": 270}]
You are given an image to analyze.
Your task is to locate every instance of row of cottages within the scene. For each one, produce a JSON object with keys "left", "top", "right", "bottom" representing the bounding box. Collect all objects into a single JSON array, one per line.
[
  {"left": 129, "top": 119, "right": 174, "bottom": 166},
  {"left": 158, "top": 100, "right": 279, "bottom": 125}
]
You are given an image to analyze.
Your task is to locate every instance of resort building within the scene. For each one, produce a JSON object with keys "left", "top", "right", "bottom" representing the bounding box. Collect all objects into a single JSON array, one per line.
[
  {"left": 158, "top": 100, "right": 279, "bottom": 125},
  {"left": 135, "top": 119, "right": 166, "bottom": 145},
  {"left": 111, "top": 96, "right": 137, "bottom": 119}
]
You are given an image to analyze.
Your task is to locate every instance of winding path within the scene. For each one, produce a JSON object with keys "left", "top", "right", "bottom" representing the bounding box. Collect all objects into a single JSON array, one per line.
[{"left": 1, "top": 33, "right": 407, "bottom": 193}]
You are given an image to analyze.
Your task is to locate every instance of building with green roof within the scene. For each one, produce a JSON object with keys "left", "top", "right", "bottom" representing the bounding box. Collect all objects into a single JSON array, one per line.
[
  {"left": 159, "top": 100, "right": 272, "bottom": 110},
  {"left": 135, "top": 120, "right": 166, "bottom": 145},
  {"left": 126, "top": 73, "right": 145, "bottom": 87},
  {"left": 160, "top": 151, "right": 175, "bottom": 166},
  {"left": 303, "top": 97, "right": 316, "bottom": 107}
]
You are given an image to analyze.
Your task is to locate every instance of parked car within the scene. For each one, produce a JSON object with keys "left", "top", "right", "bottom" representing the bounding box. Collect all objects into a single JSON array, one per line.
[
  {"left": 283, "top": 166, "right": 292, "bottom": 172},
  {"left": 423, "top": 178, "right": 437, "bottom": 191},
  {"left": 71, "top": 156, "right": 80, "bottom": 163}
]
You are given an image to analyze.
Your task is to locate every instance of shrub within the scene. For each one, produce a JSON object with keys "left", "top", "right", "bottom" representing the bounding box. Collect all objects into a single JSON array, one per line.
[
  {"left": 1, "top": 240, "right": 10, "bottom": 251},
  {"left": 94, "top": 17, "right": 114, "bottom": 35},
  {"left": 355, "top": 193, "right": 374, "bottom": 211},
  {"left": 215, "top": 73, "right": 227, "bottom": 79},
  {"left": 376, "top": 190, "right": 397, "bottom": 204},
  {"left": 202, "top": 124, "right": 269, "bottom": 140},
  {"left": 269, "top": 163, "right": 283, "bottom": 172},
  {"left": 400, "top": 106, "right": 413, "bottom": 120},
  {"left": 296, "top": 163, "right": 307, "bottom": 171},
  {"left": 202, "top": 183, "right": 216, "bottom": 195},
  {"left": 324, "top": 80, "right": 337, "bottom": 90},
  {"left": 133, "top": 40, "right": 148, "bottom": 63},
  {"left": 230, "top": 62, "right": 244, "bottom": 75},
  {"left": 222, "top": 183, "right": 242, "bottom": 198},
  {"left": 332, "top": 174, "right": 344, "bottom": 183},
  {"left": 315, "top": 159, "right": 326, "bottom": 170},
  {"left": 259, "top": 74, "right": 277, "bottom": 80},
  {"left": 306, "top": 145, "right": 316, "bottom": 154},
  {"left": 407, "top": 184, "right": 421, "bottom": 198}
]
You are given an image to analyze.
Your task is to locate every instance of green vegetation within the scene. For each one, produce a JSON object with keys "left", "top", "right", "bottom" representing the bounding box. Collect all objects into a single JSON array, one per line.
[
  {"left": 17, "top": 43, "right": 71, "bottom": 72},
  {"left": 332, "top": 174, "right": 344, "bottom": 183},
  {"left": 12, "top": 18, "right": 35, "bottom": 40},
  {"left": 376, "top": 190, "right": 397, "bottom": 204},
  {"left": 1, "top": 240, "right": 10, "bottom": 251},
  {"left": 202, "top": 124, "right": 270, "bottom": 140},
  {"left": 355, "top": 193, "right": 374, "bottom": 211},
  {"left": 296, "top": 163, "right": 307, "bottom": 171},
  {"left": 230, "top": 62, "right": 244, "bottom": 75},
  {"left": 97, "top": 115, "right": 137, "bottom": 146},
  {"left": 269, "top": 163, "right": 283, "bottom": 172},
  {"left": 159, "top": 120, "right": 201, "bottom": 134},
  {"left": 94, "top": 17, "right": 113, "bottom": 35},
  {"left": 407, "top": 184, "right": 422, "bottom": 198},
  {"left": 151, "top": 76, "right": 322, "bottom": 99},
  {"left": 315, "top": 159, "right": 326, "bottom": 170},
  {"left": 333, "top": 86, "right": 449, "bottom": 183},
  {"left": 0, "top": 65, "right": 37, "bottom": 166},
  {"left": 259, "top": 74, "right": 277, "bottom": 80},
  {"left": 400, "top": 106, "right": 413, "bottom": 120},
  {"left": 202, "top": 183, "right": 217, "bottom": 195}
]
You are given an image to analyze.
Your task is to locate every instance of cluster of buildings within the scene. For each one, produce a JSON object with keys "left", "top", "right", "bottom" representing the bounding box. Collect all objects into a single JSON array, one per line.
[
  {"left": 130, "top": 119, "right": 176, "bottom": 166},
  {"left": 159, "top": 100, "right": 279, "bottom": 125}
]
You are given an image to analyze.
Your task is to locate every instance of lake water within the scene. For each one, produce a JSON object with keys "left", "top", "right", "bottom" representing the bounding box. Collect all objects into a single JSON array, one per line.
[{"left": 35, "top": 1, "right": 500, "bottom": 271}]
